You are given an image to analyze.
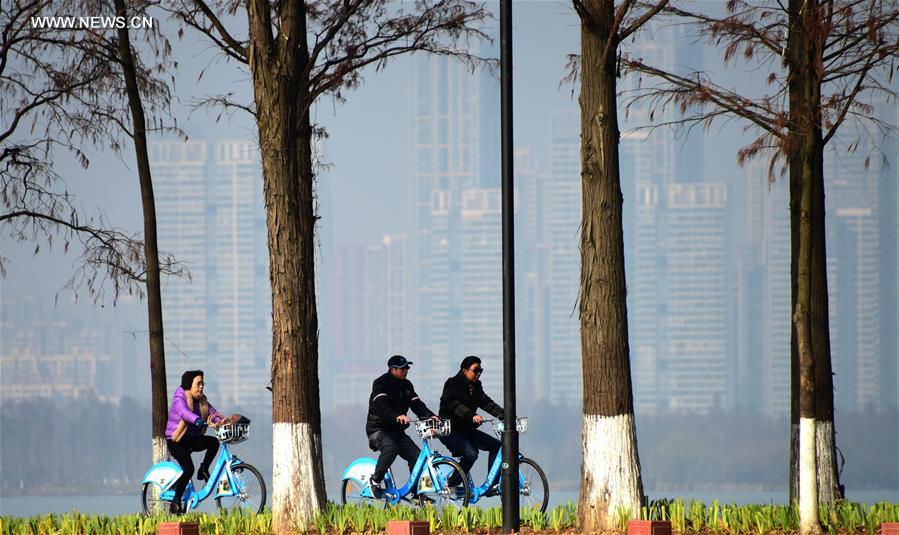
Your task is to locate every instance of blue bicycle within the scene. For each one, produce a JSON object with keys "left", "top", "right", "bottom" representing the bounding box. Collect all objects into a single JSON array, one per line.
[
  {"left": 140, "top": 421, "right": 266, "bottom": 515},
  {"left": 340, "top": 419, "right": 470, "bottom": 508},
  {"left": 463, "top": 418, "right": 549, "bottom": 512}
]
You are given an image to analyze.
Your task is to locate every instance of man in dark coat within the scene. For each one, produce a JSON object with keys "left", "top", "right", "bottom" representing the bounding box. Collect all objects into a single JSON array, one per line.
[
  {"left": 438, "top": 355, "right": 504, "bottom": 481},
  {"left": 366, "top": 354, "right": 438, "bottom": 495}
]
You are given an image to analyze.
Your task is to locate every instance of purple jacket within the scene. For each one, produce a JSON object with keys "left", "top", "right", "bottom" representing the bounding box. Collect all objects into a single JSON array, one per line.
[{"left": 165, "top": 386, "right": 223, "bottom": 440}]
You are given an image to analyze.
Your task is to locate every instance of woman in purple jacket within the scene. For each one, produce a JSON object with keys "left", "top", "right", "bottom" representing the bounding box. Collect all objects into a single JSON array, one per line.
[{"left": 165, "top": 370, "right": 227, "bottom": 514}]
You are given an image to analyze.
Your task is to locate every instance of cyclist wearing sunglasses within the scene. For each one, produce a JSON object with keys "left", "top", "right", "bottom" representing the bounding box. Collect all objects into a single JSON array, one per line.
[{"left": 438, "top": 355, "right": 504, "bottom": 480}]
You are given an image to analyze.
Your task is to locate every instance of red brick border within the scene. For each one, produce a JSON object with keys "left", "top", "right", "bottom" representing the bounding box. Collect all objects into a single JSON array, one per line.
[
  {"left": 158, "top": 522, "right": 199, "bottom": 535},
  {"left": 387, "top": 520, "right": 430, "bottom": 535},
  {"left": 628, "top": 520, "right": 673, "bottom": 535}
]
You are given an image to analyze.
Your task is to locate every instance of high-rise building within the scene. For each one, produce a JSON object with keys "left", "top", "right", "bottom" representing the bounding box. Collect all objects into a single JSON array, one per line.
[
  {"left": 881, "top": 99, "right": 899, "bottom": 411},
  {"left": 409, "top": 50, "right": 509, "bottom": 398},
  {"left": 825, "top": 115, "right": 885, "bottom": 412},
  {"left": 151, "top": 140, "right": 211, "bottom": 394},
  {"left": 150, "top": 139, "right": 270, "bottom": 408},
  {"left": 457, "top": 189, "right": 503, "bottom": 396},
  {"left": 368, "top": 235, "right": 413, "bottom": 359},
  {"left": 328, "top": 243, "right": 369, "bottom": 363},
  {"left": 622, "top": 130, "right": 665, "bottom": 413},
  {"left": 209, "top": 141, "right": 270, "bottom": 406},
  {"left": 734, "top": 160, "right": 792, "bottom": 418},
  {"left": 664, "top": 183, "right": 729, "bottom": 411},
  {"left": 514, "top": 148, "right": 544, "bottom": 399},
  {"left": 618, "top": 24, "right": 711, "bottom": 414},
  {"left": 543, "top": 111, "right": 581, "bottom": 406},
  {"left": 760, "top": 175, "right": 791, "bottom": 418},
  {"left": 324, "top": 236, "right": 412, "bottom": 411},
  {"left": 830, "top": 208, "right": 880, "bottom": 411},
  {"left": 411, "top": 54, "right": 481, "bottom": 378}
]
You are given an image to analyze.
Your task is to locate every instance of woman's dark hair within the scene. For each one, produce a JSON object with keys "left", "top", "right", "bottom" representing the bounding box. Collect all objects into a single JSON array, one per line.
[
  {"left": 181, "top": 370, "right": 204, "bottom": 390},
  {"left": 459, "top": 356, "right": 481, "bottom": 371}
]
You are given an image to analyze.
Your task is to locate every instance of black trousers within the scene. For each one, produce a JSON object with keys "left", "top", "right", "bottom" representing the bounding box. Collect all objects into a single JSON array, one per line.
[
  {"left": 438, "top": 429, "right": 501, "bottom": 481},
  {"left": 369, "top": 430, "right": 420, "bottom": 484},
  {"left": 167, "top": 435, "right": 219, "bottom": 504}
]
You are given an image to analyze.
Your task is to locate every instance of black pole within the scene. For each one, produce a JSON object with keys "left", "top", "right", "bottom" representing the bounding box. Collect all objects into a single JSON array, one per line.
[{"left": 500, "top": 0, "right": 519, "bottom": 532}]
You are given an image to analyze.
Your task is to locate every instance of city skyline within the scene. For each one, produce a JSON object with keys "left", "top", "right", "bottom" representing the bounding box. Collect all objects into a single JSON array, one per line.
[{"left": 2, "top": 4, "right": 897, "bottom": 418}]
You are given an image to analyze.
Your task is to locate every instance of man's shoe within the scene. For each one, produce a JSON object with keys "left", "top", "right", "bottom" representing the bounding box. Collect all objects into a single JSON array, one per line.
[
  {"left": 368, "top": 481, "right": 384, "bottom": 500},
  {"left": 168, "top": 502, "right": 184, "bottom": 515},
  {"left": 197, "top": 466, "right": 210, "bottom": 482}
]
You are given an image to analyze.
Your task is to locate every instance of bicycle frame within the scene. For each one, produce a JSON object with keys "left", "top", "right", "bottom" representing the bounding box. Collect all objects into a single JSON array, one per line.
[
  {"left": 151, "top": 442, "right": 245, "bottom": 512},
  {"left": 342, "top": 429, "right": 459, "bottom": 506},
  {"left": 363, "top": 438, "right": 451, "bottom": 506},
  {"left": 465, "top": 447, "right": 526, "bottom": 505}
]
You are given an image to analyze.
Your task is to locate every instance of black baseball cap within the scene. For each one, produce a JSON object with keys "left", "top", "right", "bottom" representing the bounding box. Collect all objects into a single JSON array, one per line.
[{"left": 388, "top": 355, "right": 413, "bottom": 368}]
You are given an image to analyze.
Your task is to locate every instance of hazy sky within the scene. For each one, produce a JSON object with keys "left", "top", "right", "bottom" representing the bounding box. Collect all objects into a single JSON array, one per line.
[
  {"left": 2, "top": 2, "right": 785, "bottom": 421},
  {"left": 1, "top": 1, "right": 759, "bottom": 304}
]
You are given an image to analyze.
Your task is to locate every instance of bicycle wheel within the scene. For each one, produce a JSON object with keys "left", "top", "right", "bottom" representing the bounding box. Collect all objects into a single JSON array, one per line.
[
  {"left": 216, "top": 463, "right": 267, "bottom": 514},
  {"left": 418, "top": 458, "right": 470, "bottom": 509},
  {"left": 340, "top": 477, "right": 389, "bottom": 507},
  {"left": 141, "top": 482, "right": 169, "bottom": 516},
  {"left": 518, "top": 457, "right": 549, "bottom": 513}
]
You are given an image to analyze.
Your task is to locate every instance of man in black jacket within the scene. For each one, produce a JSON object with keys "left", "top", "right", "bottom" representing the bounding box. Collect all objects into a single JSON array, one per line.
[
  {"left": 438, "top": 355, "right": 504, "bottom": 481},
  {"left": 366, "top": 355, "right": 438, "bottom": 495}
]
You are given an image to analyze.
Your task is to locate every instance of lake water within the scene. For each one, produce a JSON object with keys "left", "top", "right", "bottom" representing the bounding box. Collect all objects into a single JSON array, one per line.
[{"left": 2, "top": 489, "right": 896, "bottom": 517}]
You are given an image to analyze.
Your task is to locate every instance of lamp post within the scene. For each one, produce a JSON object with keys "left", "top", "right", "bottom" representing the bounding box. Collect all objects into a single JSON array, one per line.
[{"left": 499, "top": 0, "right": 519, "bottom": 532}]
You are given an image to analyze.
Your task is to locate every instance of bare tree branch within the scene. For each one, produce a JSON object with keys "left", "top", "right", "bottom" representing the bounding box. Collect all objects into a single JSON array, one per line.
[
  {"left": 619, "top": 0, "right": 669, "bottom": 42},
  {"left": 822, "top": 49, "right": 876, "bottom": 144},
  {"left": 624, "top": 57, "right": 783, "bottom": 136},
  {"left": 1, "top": 209, "right": 188, "bottom": 301}
]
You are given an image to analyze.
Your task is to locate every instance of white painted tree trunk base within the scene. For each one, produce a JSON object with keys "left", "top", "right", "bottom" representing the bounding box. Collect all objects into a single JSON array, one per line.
[
  {"left": 816, "top": 421, "right": 840, "bottom": 505},
  {"left": 152, "top": 436, "right": 168, "bottom": 513},
  {"left": 790, "top": 423, "right": 799, "bottom": 503},
  {"left": 799, "top": 418, "right": 821, "bottom": 535},
  {"left": 580, "top": 414, "right": 642, "bottom": 531},
  {"left": 273, "top": 422, "right": 324, "bottom": 534},
  {"left": 791, "top": 421, "right": 841, "bottom": 505}
]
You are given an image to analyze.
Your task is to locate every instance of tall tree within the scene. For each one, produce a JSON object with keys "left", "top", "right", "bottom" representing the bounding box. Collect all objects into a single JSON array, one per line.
[
  {"left": 173, "top": 0, "right": 491, "bottom": 530},
  {"left": 65, "top": 0, "right": 180, "bottom": 468},
  {"left": 109, "top": 0, "right": 174, "bottom": 467},
  {"left": 623, "top": 0, "right": 898, "bottom": 518},
  {"left": 571, "top": 0, "right": 667, "bottom": 530},
  {"left": 2, "top": 0, "right": 185, "bottom": 471}
]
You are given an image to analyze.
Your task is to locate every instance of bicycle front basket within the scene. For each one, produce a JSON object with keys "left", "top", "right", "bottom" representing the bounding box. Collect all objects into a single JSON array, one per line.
[
  {"left": 217, "top": 422, "right": 250, "bottom": 444},
  {"left": 414, "top": 419, "right": 451, "bottom": 439},
  {"left": 492, "top": 417, "right": 528, "bottom": 434}
]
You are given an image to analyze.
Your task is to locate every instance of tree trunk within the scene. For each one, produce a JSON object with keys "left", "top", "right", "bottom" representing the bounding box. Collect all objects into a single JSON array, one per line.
[
  {"left": 113, "top": 0, "right": 168, "bottom": 467},
  {"left": 810, "top": 143, "right": 841, "bottom": 505},
  {"left": 246, "top": 0, "right": 326, "bottom": 531},
  {"left": 577, "top": 1, "right": 644, "bottom": 530},
  {"left": 794, "top": 152, "right": 820, "bottom": 535},
  {"left": 789, "top": 0, "right": 823, "bottom": 531},
  {"left": 790, "top": 128, "right": 800, "bottom": 506},
  {"left": 787, "top": 0, "right": 842, "bottom": 507}
]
